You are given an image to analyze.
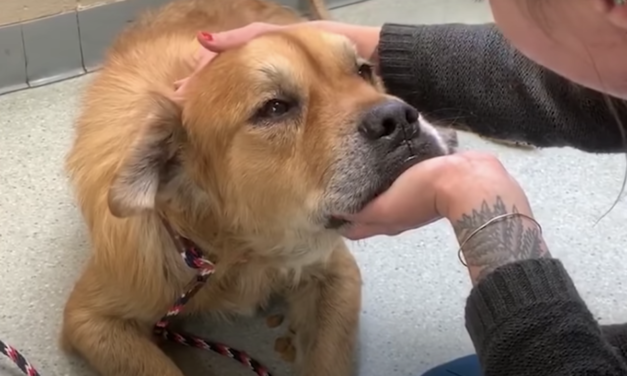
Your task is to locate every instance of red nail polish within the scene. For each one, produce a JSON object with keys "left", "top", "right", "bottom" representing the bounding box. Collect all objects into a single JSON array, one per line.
[{"left": 200, "top": 32, "right": 213, "bottom": 41}]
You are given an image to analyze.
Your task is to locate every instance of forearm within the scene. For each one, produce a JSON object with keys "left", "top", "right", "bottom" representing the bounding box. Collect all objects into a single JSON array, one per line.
[
  {"left": 466, "top": 259, "right": 627, "bottom": 375},
  {"left": 441, "top": 172, "right": 627, "bottom": 372},
  {"left": 377, "top": 23, "right": 627, "bottom": 153},
  {"left": 451, "top": 196, "right": 549, "bottom": 286}
]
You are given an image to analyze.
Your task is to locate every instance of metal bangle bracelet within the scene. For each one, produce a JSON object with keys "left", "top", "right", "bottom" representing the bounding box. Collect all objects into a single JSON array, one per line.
[{"left": 457, "top": 212, "right": 543, "bottom": 267}]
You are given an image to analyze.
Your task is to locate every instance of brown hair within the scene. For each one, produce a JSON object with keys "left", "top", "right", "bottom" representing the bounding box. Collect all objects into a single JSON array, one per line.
[
  {"left": 511, "top": 0, "right": 627, "bottom": 219},
  {"left": 468, "top": 0, "right": 627, "bottom": 219}
]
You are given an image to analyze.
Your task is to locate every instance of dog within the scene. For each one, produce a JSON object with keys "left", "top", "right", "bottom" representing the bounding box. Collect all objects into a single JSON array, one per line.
[{"left": 61, "top": 0, "right": 457, "bottom": 375}]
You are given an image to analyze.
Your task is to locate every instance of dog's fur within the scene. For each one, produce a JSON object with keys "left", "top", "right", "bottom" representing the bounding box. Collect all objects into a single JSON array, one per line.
[{"left": 61, "top": 1, "right": 456, "bottom": 375}]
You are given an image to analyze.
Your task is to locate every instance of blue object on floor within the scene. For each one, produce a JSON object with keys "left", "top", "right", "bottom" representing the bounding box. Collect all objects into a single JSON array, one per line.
[{"left": 422, "top": 355, "right": 483, "bottom": 376}]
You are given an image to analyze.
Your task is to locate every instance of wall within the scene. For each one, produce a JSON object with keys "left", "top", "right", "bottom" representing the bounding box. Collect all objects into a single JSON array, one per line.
[
  {"left": 0, "top": 0, "right": 365, "bottom": 95},
  {"left": 0, "top": 0, "right": 116, "bottom": 26}
]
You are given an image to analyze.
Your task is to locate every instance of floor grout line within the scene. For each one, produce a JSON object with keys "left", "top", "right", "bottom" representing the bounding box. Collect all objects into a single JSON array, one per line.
[
  {"left": 74, "top": 10, "right": 88, "bottom": 75},
  {"left": 18, "top": 23, "right": 31, "bottom": 89}
]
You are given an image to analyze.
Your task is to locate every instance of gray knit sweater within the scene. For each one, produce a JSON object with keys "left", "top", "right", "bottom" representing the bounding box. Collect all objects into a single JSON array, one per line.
[
  {"left": 379, "top": 23, "right": 627, "bottom": 153},
  {"left": 378, "top": 23, "right": 627, "bottom": 375}
]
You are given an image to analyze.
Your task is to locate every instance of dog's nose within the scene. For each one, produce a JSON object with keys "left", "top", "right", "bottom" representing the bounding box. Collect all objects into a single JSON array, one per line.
[{"left": 358, "top": 100, "right": 419, "bottom": 141}]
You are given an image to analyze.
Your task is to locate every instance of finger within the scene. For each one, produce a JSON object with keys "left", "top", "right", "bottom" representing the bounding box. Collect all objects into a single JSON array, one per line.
[
  {"left": 173, "top": 78, "right": 187, "bottom": 90},
  {"left": 203, "top": 26, "right": 260, "bottom": 51},
  {"left": 348, "top": 157, "right": 450, "bottom": 224},
  {"left": 341, "top": 223, "right": 389, "bottom": 240},
  {"left": 341, "top": 196, "right": 391, "bottom": 224},
  {"left": 194, "top": 50, "right": 218, "bottom": 73},
  {"left": 198, "top": 23, "right": 285, "bottom": 52}
]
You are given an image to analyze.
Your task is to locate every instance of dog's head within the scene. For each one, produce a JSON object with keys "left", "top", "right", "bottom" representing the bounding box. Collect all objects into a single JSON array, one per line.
[{"left": 108, "top": 27, "right": 456, "bottom": 233}]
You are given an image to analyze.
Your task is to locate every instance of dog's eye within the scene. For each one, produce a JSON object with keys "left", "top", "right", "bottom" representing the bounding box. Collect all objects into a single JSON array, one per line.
[
  {"left": 256, "top": 99, "right": 292, "bottom": 119},
  {"left": 357, "top": 63, "right": 373, "bottom": 80},
  {"left": 251, "top": 97, "right": 299, "bottom": 126}
]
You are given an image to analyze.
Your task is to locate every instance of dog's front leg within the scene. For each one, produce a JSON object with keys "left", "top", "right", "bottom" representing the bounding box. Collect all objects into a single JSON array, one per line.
[{"left": 286, "top": 243, "right": 362, "bottom": 376}]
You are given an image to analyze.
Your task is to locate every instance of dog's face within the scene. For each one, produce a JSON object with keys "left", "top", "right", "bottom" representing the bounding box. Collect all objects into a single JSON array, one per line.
[{"left": 108, "top": 27, "right": 456, "bottom": 232}]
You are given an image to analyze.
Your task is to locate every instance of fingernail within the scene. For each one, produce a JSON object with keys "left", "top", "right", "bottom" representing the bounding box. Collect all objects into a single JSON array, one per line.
[{"left": 199, "top": 32, "right": 213, "bottom": 41}]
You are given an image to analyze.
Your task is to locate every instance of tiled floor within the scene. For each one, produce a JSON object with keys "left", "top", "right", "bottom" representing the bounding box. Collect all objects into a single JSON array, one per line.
[{"left": 2, "top": 0, "right": 627, "bottom": 375}]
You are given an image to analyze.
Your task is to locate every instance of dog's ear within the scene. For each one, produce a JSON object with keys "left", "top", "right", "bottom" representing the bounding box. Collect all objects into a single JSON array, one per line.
[{"left": 108, "top": 92, "right": 186, "bottom": 218}]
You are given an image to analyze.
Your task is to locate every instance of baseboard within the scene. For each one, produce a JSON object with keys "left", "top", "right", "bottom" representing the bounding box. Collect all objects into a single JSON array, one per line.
[{"left": 0, "top": 0, "right": 366, "bottom": 96}]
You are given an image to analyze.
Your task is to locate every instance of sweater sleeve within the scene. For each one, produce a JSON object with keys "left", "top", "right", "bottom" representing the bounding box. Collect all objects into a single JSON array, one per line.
[
  {"left": 465, "top": 259, "right": 627, "bottom": 375},
  {"left": 377, "top": 23, "right": 627, "bottom": 153},
  {"left": 603, "top": 324, "right": 627, "bottom": 360}
]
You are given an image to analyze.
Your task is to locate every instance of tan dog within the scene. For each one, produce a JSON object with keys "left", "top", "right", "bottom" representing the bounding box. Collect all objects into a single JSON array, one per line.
[{"left": 61, "top": 0, "right": 457, "bottom": 375}]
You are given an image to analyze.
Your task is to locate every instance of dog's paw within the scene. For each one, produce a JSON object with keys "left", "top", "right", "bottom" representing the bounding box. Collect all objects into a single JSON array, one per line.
[
  {"left": 274, "top": 336, "right": 297, "bottom": 363},
  {"left": 266, "top": 314, "right": 298, "bottom": 362}
]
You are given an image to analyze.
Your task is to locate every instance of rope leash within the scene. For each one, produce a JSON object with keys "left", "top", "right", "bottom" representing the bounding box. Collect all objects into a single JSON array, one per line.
[
  {"left": 0, "top": 340, "right": 40, "bottom": 376},
  {"left": 0, "top": 218, "right": 272, "bottom": 376},
  {"left": 156, "top": 219, "right": 273, "bottom": 376}
]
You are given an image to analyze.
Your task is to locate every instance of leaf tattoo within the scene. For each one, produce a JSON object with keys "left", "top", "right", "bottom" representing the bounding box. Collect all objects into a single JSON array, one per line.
[{"left": 453, "top": 196, "right": 550, "bottom": 282}]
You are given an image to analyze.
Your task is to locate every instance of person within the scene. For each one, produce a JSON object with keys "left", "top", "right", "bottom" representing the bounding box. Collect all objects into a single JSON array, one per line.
[{"left": 174, "top": 0, "right": 627, "bottom": 374}]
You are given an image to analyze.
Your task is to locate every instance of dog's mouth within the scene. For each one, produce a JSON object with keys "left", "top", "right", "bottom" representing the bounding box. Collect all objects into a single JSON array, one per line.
[
  {"left": 365, "top": 154, "right": 423, "bottom": 201},
  {"left": 323, "top": 116, "right": 457, "bottom": 231},
  {"left": 324, "top": 155, "right": 423, "bottom": 230}
]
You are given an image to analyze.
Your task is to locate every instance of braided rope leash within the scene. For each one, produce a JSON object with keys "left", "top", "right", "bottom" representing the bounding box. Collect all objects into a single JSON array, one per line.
[
  {"left": 0, "top": 219, "right": 272, "bottom": 376},
  {"left": 155, "top": 219, "right": 272, "bottom": 376},
  {"left": 0, "top": 340, "right": 40, "bottom": 376}
]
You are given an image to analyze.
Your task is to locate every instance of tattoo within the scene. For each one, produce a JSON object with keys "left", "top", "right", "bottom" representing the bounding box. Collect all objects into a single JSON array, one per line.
[{"left": 453, "top": 196, "right": 550, "bottom": 283}]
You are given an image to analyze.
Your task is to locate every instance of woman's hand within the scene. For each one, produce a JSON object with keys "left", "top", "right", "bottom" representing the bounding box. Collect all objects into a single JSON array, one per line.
[
  {"left": 340, "top": 151, "right": 551, "bottom": 285},
  {"left": 174, "top": 21, "right": 381, "bottom": 94},
  {"left": 198, "top": 21, "right": 380, "bottom": 59},
  {"left": 339, "top": 152, "right": 531, "bottom": 238}
]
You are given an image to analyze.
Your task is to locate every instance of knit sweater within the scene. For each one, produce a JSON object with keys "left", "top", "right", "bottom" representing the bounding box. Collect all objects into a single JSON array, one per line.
[
  {"left": 378, "top": 23, "right": 627, "bottom": 153},
  {"left": 378, "top": 23, "right": 627, "bottom": 375}
]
